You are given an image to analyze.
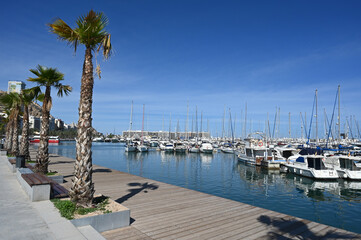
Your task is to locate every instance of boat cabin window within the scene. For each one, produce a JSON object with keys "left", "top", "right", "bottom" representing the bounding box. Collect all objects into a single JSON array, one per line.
[
  {"left": 282, "top": 150, "right": 293, "bottom": 159},
  {"left": 253, "top": 149, "right": 272, "bottom": 157},
  {"left": 246, "top": 148, "right": 253, "bottom": 157},
  {"left": 340, "top": 158, "right": 354, "bottom": 170},
  {"left": 307, "top": 157, "right": 324, "bottom": 170}
]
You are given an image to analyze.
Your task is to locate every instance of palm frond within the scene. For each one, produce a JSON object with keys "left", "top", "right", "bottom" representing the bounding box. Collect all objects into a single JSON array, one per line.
[
  {"left": 56, "top": 84, "right": 72, "bottom": 97},
  {"left": 37, "top": 93, "right": 45, "bottom": 102},
  {"left": 48, "top": 18, "right": 79, "bottom": 52}
]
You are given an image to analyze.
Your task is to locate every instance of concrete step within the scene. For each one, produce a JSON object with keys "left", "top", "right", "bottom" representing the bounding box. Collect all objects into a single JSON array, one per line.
[{"left": 78, "top": 225, "right": 106, "bottom": 240}]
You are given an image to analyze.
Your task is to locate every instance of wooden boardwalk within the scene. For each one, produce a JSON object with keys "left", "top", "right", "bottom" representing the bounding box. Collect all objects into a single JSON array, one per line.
[{"left": 29, "top": 149, "right": 361, "bottom": 240}]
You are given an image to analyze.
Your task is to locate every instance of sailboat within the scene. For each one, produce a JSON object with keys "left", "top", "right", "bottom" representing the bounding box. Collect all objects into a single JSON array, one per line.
[
  {"left": 136, "top": 104, "right": 148, "bottom": 152},
  {"left": 125, "top": 101, "right": 136, "bottom": 152}
]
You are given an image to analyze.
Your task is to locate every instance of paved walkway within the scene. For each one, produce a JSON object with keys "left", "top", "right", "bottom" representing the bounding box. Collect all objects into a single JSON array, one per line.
[
  {"left": 0, "top": 154, "right": 101, "bottom": 240},
  {"left": 0, "top": 155, "right": 56, "bottom": 240}
]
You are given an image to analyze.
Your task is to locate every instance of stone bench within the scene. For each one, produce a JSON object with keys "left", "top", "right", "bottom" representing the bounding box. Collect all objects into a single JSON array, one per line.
[
  {"left": 50, "top": 181, "right": 68, "bottom": 199},
  {"left": 16, "top": 167, "right": 69, "bottom": 201},
  {"left": 7, "top": 158, "right": 16, "bottom": 173},
  {"left": 17, "top": 168, "right": 52, "bottom": 201}
]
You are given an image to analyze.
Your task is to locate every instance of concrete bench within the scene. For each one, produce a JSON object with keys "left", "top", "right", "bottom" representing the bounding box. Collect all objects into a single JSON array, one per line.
[
  {"left": 17, "top": 169, "right": 51, "bottom": 201},
  {"left": 50, "top": 181, "right": 69, "bottom": 199},
  {"left": 16, "top": 167, "right": 69, "bottom": 201},
  {"left": 7, "top": 158, "right": 16, "bottom": 173}
]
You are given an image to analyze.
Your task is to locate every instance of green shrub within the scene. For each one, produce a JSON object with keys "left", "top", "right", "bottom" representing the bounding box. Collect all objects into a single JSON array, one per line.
[
  {"left": 51, "top": 196, "right": 111, "bottom": 219},
  {"left": 46, "top": 171, "right": 58, "bottom": 176},
  {"left": 76, "top": 207, "right": 97, "bottom": 215},
  {"left": 52, "top": 199, "right": 76, "bottom": 220}
]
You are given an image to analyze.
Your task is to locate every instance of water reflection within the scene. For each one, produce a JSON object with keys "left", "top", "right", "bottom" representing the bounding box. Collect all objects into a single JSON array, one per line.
[{"left": 47, "top": 142, "right": 361, "bottom": 234}]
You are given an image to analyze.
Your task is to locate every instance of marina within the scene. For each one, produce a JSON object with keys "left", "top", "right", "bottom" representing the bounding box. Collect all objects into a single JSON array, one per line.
[{"left": 47, "top": 141, "right": 361, "bottom": 235}]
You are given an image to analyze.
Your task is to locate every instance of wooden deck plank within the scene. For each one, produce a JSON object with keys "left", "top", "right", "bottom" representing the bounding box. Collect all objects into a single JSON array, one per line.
[{"left": 41, "top": 150, "right": 361, "bottom": 240}]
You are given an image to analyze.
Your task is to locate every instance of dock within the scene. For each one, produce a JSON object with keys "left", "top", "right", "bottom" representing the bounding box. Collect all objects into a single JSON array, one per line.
[{"left": 31, "top": 149, "right": 361, "bottom": 240}]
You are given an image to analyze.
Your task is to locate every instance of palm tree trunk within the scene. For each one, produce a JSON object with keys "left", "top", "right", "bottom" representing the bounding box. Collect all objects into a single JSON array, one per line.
[
  {"left": 70, "top": 47, "right": 95, "bottom": 207},
  {"left": 11, "top": 114, "right": 19, "bottom": 155},
  {"left": 5, "top": 120, "right": 13, "bottom": 151},
  {"left": 20, "top": 105, "right": 30, "bottom": 160},
  {"left": 36, "top": 87, "right": 50, "bottom": 174}
]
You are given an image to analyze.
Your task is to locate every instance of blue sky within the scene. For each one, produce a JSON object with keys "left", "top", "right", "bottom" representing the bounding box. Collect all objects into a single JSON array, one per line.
[{"left": 1, "top": 0, "right": 361, "bottom": 138}]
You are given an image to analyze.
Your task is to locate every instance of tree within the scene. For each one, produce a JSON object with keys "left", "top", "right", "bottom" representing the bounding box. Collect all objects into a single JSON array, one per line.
[
  {"left": 0, "top": 92, "right": 22, "bottom": 155},
  {"left": 49, "top": 10, "right": 112, "bottom": 207},
  {"left": 28, "top": 65, "right": 71, "bottom": 174},
  {"left": 19, "top": 87, "right": 42, "bottom": 161}
]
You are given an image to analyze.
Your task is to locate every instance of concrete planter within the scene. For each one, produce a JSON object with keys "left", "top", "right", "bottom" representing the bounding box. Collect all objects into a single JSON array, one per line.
[{"left": 70, "top": 200, "right": 130, "bottom": 232}]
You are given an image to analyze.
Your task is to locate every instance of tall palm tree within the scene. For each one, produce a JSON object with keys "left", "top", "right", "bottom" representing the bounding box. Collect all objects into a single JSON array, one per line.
[
  {"left": 0, "top": 92, "right": 22, "bottom": 155},
  {"left": 49, "top": 10, "right": 112, "bottom": 206},
  {"left": 19, "top": 87, "right": 42, "bottom": 161},
  {"left": 28, "top": 65, "right": 71, "bottom": 174}
]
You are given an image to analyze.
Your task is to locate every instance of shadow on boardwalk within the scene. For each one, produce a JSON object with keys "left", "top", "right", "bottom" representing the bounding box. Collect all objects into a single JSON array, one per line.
[
  {"left": 258, "top": 215, "right": 356, "bottom": 240},
  {"left": 115, "top": 182, "right": 159, "bottom": 204}
]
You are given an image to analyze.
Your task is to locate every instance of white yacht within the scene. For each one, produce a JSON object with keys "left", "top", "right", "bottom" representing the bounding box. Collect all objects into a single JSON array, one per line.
[
  {"left": 159, "top": 142, "right": 174, "bottom": 152},
  {"left": 324, "top": 155, "right": 361, "bottom": 180},
  {"left": 237, "top": 145, "right": 272, "bottom": 165},
  {"left": 174, "top": 142, "right": 187, "bottom": 153},
  {"left": 189, "top": 144, "right": 200, "bottom": 153},
  {"left": 284, "top": 155, "right": 338, "bottom": 179},
  {"left": 221, "top": 147, "right": 234, "bottom": 154},
  {"left": 200, "top": 142, "right": 213, "bottom": 153},
  {"left": 136, "top": 144, "right": 148, "bottom": 152},
  {"left": 125, "top": 142, "right": 136, "bottom": 152}
]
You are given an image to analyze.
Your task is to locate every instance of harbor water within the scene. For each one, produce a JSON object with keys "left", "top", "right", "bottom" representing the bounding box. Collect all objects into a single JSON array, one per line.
[{"left": 47, "top": 141, "right": 361, "bottom": 234}]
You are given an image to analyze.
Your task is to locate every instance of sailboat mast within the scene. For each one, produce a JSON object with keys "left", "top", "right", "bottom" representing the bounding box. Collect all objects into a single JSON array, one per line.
[
  {"left": 244, "top": 102, "right": 247, "bottom": 139},
  {"left": 200, "top": 111, "right": 203, "bottom": 138},
  {"left": 129, "top": 100, "right": 133, "bottom": 138},
  {"left": 234, "top": 113, "right": 237, "bottom": 139},
  {"left": 337, "top": 85, "right": 341, "bottom": 141},
  {"left": 169, "top": 113, "right": 172, "bottom": 140},
  {"left": 289, "top": 112, "right": 291, "bottom": 139},
  {"left": 222, "top": 105, "right": 225, "bottom": 140},
  {"left": 315, "top": 89, "right": 318, "bottom": 144},
  {"left": 300, "top": 112, "right": 304, "bottom": 139},
  {"left": 141, "top": 104, "right": 145, "bottom": 144},
  {"left": 186, "top": 101, "right": 189, "bottom": 140},
  {"left": 195, "top": 106, "right": 198, "bottom": 140}
]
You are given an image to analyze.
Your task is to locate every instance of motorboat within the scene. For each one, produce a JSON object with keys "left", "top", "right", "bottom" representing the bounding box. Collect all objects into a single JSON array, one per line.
[
  {"left": 284, "top": 155, "right": 338, "bottom": 179},
  {"left": 125, "top": 141, "right": 136, "bottom": 152},
  {"left": 174, "top": 142, "right": 187, "bottom": 153},
  {"left": 200, "top": 142, "right": 213, "bottom": 153},
  {"left": 159, "top": 142, "right": 174, "bottom": 152},
  {"left": 324, "top": 155, "right": 361, "bottom": 180}
]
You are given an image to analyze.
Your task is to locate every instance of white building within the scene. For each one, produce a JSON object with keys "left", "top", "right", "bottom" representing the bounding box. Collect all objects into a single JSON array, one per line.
[
  {"left": 29, "top": 116, "right": 41, "bottom": 130},
  {"left": 29, "top": 116, "right": 55, "bottom": 130},
  {"left": 8, "top": 81, "right": 26, "bottom": 94}
]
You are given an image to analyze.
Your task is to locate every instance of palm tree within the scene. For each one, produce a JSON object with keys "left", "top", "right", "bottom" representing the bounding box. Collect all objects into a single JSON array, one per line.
[
  {"left": 28, "top": 65, "right": 71, "bottom": 174},
  {"left": 19, "top": 87, "right": 42, "bottom": 161},
  {"left": 0, "top": 92, "right": 22, "bottom": 155},
  {"left": 49, "top": 10, "right": 111, "bottom": 206}
]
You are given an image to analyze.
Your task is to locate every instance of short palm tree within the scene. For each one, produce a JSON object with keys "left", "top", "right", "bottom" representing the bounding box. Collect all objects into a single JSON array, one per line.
[
  {"left": 49, "top": 10, "right": 112, "bottom": 207},
  {"left": 28, "top": 65, "right": 71, "bottom": 174},
  {"left": 19, "top": 87, "right": 42, "bottom": 161},
  {"left": 0, "top": 92, "right": 22, "bottom": 155}
]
